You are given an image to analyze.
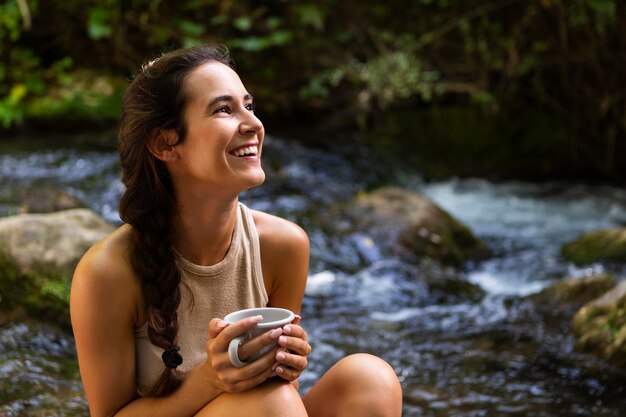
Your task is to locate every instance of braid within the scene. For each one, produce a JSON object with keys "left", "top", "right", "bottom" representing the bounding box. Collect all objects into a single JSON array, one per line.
[
  {"left": 117, "top": 44, "right": 234, "bottom": 397},
  {"left": 120, "top": 154, "right": 183, "bottom": 397}
]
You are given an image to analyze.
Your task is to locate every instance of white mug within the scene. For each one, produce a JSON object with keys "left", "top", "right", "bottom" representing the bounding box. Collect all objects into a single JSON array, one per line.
[{"left": 224, "top": 307, "right": 295, "bottom": 368}]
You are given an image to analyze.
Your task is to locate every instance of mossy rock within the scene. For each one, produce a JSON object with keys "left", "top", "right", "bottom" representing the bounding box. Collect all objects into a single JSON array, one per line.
[
  {"left": 423, "top": 270, "right": 485, "bottom": 303},
  {"left": 561, "top": 228, "right": 626, "bottom": 264},
  {"left": 531, "top": 273, "right": 617, "bottom": 307},
  {"left": 0, "top": 209, "right": 115, "bottom": 330},
  {"left": 572, "top": 281, "right": 626, "bottom": 367},
  {"left": 351, "top": 186, "right": 490, "bottom": 265},
  {"left": 0, "top": 250, "right": 72, "bottom": 329}
]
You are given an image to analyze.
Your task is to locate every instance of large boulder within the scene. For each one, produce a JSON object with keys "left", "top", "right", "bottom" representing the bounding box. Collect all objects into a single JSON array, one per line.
[
  {"left": 572, "top": 281, "right": 626, "bottom": 367},
  {"left": 561, "top": 228, "right": 626, "bottom": 264},
  {"left": 349, "top": 186, "right": 489, "bottom": 265},
  {"left": 0, "top": 209, "right": 115, "bottom": 328}
]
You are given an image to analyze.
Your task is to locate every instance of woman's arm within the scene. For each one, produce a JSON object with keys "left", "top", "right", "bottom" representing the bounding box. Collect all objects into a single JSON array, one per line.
[
  {"left": 254, "top": 212, "right": 309, "bottom": 313},
  {"left": 253, "top": 211, "right": 312, "bottom": 385},
  {"left": 71, "top": 228, "right": 274, "bottom": 417}
]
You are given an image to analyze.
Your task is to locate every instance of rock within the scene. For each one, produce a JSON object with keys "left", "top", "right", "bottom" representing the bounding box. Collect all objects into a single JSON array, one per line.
[
  {"left": 0, "top": 209, "right": 115, "bottom": 328},
  {"left": 19, "top": 187, "right": 84, "bottom": 213},
  {"left": 350, "top": 186, "right": 489, "bottom": 265},
  {"left": 561, "top": 228, "right": 626, "bottom": 264},
  {"left": 422, "top": 266, "right": 485, "bottom": 303},
  {"left": 572, "top": 281, "right": 626, "bottom": 367},
  {"left": 530, "top": 273, "right": 617, "bottom": 307}
]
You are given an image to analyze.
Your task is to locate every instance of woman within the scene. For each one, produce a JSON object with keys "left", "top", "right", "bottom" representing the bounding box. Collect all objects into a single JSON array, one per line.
[{"left": 70, "top": 44, "right": 402, "bottom": 417}]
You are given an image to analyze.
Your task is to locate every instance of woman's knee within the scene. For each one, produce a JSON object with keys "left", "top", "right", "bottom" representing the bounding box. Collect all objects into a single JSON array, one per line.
[
  {"left": 333, "top": 354, "right": 402, "bottom": 415},
  {"left": 337, "top": 354, "right": 401, "bottom": 391}
]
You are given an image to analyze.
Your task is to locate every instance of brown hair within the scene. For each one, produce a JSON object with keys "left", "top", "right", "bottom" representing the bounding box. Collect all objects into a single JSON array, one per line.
[{"left": 118, "top": 45, "right": 234, "bottom": 397}]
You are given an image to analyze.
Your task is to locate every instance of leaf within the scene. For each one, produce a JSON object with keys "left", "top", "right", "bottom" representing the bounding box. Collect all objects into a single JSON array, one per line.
[
  {"left": 233, "top": 16, "right": 253, "bottom": 32},
  {"left": 269, "top": 30, "right": 293, "bottom": 46},
  {"left": 266, "top": 17, "right": 282, "bottom": 30},
  {"left": 9, "top": 84, "right": 27, "bottom": 103},
  {"left": 295, "top": 4, "right": 325, "bottom": 31},
  {"left": 180, "top": 20, "right": 205, "bottom": 37},
  {"left": 182, "top": 37, "right": 203, "bottom": 48},
  {"left": 228, "top": 37, "right": 267, "bottom": 51},
  {"left": 87, "top": 7, "right": 113, "bottom": 40}
]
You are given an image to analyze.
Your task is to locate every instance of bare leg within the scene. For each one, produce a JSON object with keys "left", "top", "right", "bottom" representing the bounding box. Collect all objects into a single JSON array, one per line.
[
  {"left": 302, "top": 353, "right": 403, "bottom": 417},
  {"left": 195, "top": 379, "right": 308, "bottom": 417}
]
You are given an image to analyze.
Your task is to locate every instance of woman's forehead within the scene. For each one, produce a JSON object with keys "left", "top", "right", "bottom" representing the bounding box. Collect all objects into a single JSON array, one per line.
[{"left": 185, "top": 62, "right": 247, "bottom": 99}]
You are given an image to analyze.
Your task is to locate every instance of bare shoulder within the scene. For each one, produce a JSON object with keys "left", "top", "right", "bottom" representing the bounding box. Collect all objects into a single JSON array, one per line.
[
  {"left": 251, "top": 210, "right": 309, "bottom": 308},
  {"left": 71, "top": 224, "right": 142, "bottom": 323},
  {"left": 250, "top": 209, "right": 309, "bottom": 253}
]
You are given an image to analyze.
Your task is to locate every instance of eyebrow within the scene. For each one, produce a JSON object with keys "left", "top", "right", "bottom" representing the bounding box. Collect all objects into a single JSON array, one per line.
[{"left": 207, "top": 94, "right": 254, "bottom": 108}]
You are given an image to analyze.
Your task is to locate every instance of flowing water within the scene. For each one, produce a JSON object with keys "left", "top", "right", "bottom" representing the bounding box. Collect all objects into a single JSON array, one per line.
[{"left": 1, "top": 134, "right": 626, "bottom": 416}]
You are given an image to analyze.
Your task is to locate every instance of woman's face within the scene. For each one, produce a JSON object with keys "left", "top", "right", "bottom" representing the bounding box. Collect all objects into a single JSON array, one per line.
[{"left": 168, "top": 61, "right": 265, "bottom": 197}]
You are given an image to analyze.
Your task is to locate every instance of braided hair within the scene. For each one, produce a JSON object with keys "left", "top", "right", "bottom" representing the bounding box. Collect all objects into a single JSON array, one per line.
[{"left": 118, "top": 45, "right": 234, "bottom": 397}]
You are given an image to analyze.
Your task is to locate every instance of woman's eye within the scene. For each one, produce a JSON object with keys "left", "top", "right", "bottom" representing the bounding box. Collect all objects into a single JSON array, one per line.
[{"left": 245, "top": 103, "right": 256, "bottom": 112}]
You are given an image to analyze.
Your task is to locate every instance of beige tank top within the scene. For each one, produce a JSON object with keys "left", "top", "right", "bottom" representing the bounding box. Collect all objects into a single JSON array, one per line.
[{"left": 134, "top": 203, "right": 269, "bottom": 392}]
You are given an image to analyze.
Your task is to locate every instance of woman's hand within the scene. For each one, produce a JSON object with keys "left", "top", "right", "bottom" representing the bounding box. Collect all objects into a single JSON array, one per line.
[
  {"left": 272, "top": 316, "right": 311, "bottom": 382},
  {"left": 203, "top": 316, "right": 283, "bottom": 393}
]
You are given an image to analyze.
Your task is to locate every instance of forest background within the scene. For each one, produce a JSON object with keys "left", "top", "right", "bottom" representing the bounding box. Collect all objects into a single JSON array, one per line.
[{"left": 1, "top": 0, "right": 624, "bottom": 183}]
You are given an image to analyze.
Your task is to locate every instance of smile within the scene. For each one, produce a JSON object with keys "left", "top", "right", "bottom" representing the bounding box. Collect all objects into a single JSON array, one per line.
[{"left": 229, "top": 145, "right": 259, "bottom": 157}]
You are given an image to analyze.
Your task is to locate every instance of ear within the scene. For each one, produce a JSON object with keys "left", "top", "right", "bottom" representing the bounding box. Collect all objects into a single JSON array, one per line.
[{"left": 148, "top": 129, "right": 179, "bottom": 162}]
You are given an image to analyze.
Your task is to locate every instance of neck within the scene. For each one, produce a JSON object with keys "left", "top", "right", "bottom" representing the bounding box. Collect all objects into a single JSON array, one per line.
[{"left": 171, "top": 195, "right": 239, "bottom": 266}]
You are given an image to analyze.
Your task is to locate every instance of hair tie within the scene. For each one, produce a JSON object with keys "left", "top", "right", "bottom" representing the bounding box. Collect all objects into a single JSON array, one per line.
[{"left": 162, "top": 345, "right": 183, "bottom": 369}]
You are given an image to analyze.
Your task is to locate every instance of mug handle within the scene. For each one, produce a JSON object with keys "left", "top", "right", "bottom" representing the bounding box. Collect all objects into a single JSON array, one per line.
[{"left": 228, "top": 335, "right": 248, "bottom": 368}]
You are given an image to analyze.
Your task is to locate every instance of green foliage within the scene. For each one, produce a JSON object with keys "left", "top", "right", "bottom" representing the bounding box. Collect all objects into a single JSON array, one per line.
[
  {"left": 0, "top": 0, "right": 624, "bottom": 179},
  {"left": 0, "top": 249, "right": 71, "bottom": 329},
  {"left": 0, "top": 0, "right": 23, "bottom": 41},
  {"left": 569, "top": 0, "right": 616, "bottom": 32},
  {"left": 348, "top": 51, "right": 441, "bottom": 109},
  {"left": 87, "top": 6, "right": 114, "bottom": 40},
  {"left": 26, "top": 70, "right": 126, "bottom": 123}
]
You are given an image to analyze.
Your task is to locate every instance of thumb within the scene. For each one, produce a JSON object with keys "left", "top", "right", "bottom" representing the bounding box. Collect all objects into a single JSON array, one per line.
[{"left": 208, "top": 318, "right": 229, "bottom": 339}]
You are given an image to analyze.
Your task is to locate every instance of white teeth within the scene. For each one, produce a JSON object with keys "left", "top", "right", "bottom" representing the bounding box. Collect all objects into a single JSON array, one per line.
[{"left": 232, "top": 145, "right": 258, "bottom": 157}]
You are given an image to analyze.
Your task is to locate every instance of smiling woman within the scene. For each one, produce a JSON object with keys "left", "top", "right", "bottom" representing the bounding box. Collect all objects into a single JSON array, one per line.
[{"left": 69, "top": 44, "right": 402, "bottom": 417}]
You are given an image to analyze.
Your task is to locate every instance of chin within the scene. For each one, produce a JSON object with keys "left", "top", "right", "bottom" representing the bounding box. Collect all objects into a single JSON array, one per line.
[
  {"left": 253, "top": 171, "right": 266, "bottom": 186},
  {"left": 245, "top": 169, "right": 266, "bottom": 188}
]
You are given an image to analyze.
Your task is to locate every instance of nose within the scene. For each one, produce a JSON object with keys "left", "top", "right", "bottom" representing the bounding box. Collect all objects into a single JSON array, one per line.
[{"left": 239, "top": 111, "right": 264, "bottom": 136}]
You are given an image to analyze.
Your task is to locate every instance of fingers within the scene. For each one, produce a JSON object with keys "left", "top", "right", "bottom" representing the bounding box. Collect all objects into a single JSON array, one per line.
[
  {"left": 235, "top": 347, "right": 276, "bottom": 382},
  {"left": 218, "top": 343, "right": 279, "bottom": 393},
  {"left": 279, "top": 325, "right": 310, "bottom": 356},
  {"left": 273, "top": 348, "right": 308, "bottom": 377},
  {"left": 205, "top": 316, "right": 309, "bottom": 391},
  {"left": 208, "top": 318, "right": 229, "bottom": 339},
  {"left": 209, "top": 315, "right": 263, "bottom": 351},
  {"left": 237, "top": 327, "right": 283, "bottom": 362},
  {"left": 272, "top": 324, "right": 311, "bottom": 381},
  {"left": 206, "top": 316, "right": 287, "bottom": 392}
]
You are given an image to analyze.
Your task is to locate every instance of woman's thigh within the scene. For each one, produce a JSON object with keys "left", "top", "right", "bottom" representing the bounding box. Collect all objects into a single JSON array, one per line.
[{"left": 194, "top": 378, "right": 308, "bottom": 417}]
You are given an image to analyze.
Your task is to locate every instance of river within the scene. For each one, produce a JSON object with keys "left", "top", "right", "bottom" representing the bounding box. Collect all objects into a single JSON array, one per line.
[{"left": 1, "top": 133, "right": 625, "bottom": 416}]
